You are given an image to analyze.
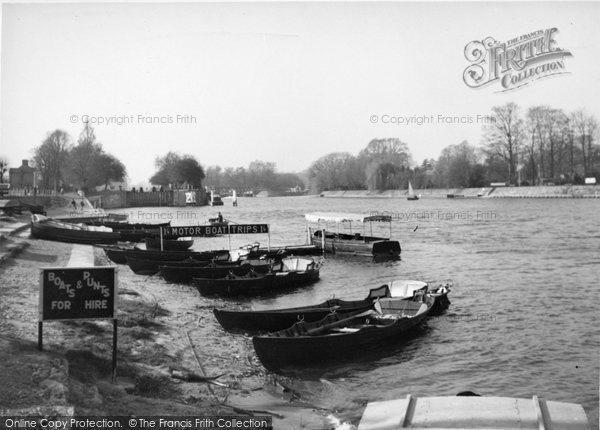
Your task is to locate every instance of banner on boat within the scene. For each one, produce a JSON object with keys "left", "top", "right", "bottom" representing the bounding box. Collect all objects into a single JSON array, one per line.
[
  {"left": 163, "top": 224, "right": 269, "bottom": 238},
  {"left": 39, "top": 267, "right": 117, "bottom": 321}
]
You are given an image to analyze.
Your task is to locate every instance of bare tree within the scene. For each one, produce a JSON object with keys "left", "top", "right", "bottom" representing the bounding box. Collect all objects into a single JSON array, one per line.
[
  {"left": 33, "top": 130, "right": 72, "bottom": 191},
  {"left": 586, "top": 116, "right": 598, "bottom": 175},
  {"left": 483, "top": 102, "right": 523, "bottom": 185},
  {"left": 309, "top": 152, "right": 364, "bottom": 191},
  {"left": 572, "top": 110, "right": 589, "bottom": 175},
  {"left": 65, "top": 122, "right": 125, "bottom": 191}
]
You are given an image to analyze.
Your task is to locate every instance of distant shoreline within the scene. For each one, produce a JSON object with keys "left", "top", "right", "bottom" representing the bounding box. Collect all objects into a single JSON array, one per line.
[{"left": 319, "top": 185, "right": 600, "bottom": 199}]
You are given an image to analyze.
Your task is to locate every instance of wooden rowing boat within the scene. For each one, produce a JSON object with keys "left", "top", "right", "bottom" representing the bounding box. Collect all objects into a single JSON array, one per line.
[
  {"left": 100, "top": 245, "right": 230, "bottom": 265},
  {"left": 252, "top": 296, "right": 433, "bottom": 370},
  {"left": 85, "top": 220, "right": 171, "bottom": 230},
  {"left": 159, "top": 260, "right": 271, "bottom": 283},
  {"left": 194, "top": 257, "right": 320, "bottom": 297},
  {"left": 31, "top": 215, "right": 120, "bottom": 244},
  {"left": 214, "top": 281, "right": 450, "bottom": 332}
]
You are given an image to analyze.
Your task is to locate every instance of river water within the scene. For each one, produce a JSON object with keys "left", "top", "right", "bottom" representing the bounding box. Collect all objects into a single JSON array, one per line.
[{"left": 123, "top": 196, "right": 600, "bottom": 427}]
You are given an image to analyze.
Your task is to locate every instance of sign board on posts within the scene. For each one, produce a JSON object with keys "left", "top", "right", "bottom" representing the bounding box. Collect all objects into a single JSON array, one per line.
[
  {"left": 163, "top": 223, "right": 269, "bottom": 238},
  {"left": 39, "top": 267, "right": 117, "bottom": 321}
]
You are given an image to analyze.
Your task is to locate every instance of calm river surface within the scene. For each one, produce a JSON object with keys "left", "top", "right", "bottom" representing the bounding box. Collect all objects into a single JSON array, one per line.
[{"left": 124, "top": 196, "right": 600, "bottom": 427}]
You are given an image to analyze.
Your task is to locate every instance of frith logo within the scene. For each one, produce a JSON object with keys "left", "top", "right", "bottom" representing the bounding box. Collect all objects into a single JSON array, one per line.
[{"left": 463, "top": 28, "right": 572, "bottom": 91}]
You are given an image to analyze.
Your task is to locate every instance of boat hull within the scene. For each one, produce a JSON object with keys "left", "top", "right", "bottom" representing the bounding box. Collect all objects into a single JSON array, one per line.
[
  {"left": 31, "top": 220, "right": 120, "bottom": 244},
  {"left": 253, "top": 303, "right": 431, "bottom": 370},
  {"left": 118, "top": 229, "right": 160, "bottom": 242},
  {"left": 311, "top": 231, "right": 400, "bottom": 260},
  {"left": 86, "top": 221, "right": 170, "bottom": 230},
  {"left": 246, "top": 244, "right": 320, "bottom": 259},
  {"left": 160, "top": 261, "right": 271, "bottom": 283},
  {"left": 194, "top": 270, "right": 320, "bottom": 297},
  {"left": 213, "top": 298, "right": 374, "bottom": 332},
  {"left": 101, "top": 246, "right": 230, "bottom": 265},
  {"left": 125, "top": 252, "right": 231, "bottom": 275}
]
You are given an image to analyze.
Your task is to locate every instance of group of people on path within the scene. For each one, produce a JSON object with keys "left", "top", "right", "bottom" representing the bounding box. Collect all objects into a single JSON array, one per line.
[{"left": 71, "top": 200, "right": 86, "bottom": 211}]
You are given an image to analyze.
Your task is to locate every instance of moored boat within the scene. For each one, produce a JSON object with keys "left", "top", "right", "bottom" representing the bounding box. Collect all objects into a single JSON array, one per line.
[
  {"left": 306, "top": 212, "right": 401, "bottom": 261},
  {"left": 209, "top": 190, "right": 224, "bottom": 206},
  {"left": 100, "top": 245, "right": 230, "bottom": 265},
  {"left": 31, "top": 215, "right": 120, "bottom": 244},
  {"left": 85, "top": 220, "right": 171, "bottom": 230},
  {"left": 194, "top": 257, "right": 320, "bottom": 297},
  {"left": 125, "top": 251, "right": 231, "bottom": 275},
  {"left": 241, "top": 242, "right": 321, "bottom": 258},
  {"left": 252, "top": 296, "right": 433, "bottom": 370},
  {"left": 159, "top": 260, "right": 271, "bottom": 283},
  {"left": 214, "top": 281, "right": 450, "bottom": 332}
]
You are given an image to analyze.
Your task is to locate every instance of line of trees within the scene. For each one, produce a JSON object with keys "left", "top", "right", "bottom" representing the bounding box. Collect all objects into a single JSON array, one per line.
[
  {"left": 149, "top": 151, "right": 206, "bottom": 189},
  {"left": 308, "top": 103, "right": 599, "bottom": 192},
  {"left": 203, "top": 161, "right": 304, "bottom": 192},
  {"left": 33, "top": 123, "right": 126, "bottom": 192},
  {"left": 309, "top": 138, "right": 414, "bottom": 191}
]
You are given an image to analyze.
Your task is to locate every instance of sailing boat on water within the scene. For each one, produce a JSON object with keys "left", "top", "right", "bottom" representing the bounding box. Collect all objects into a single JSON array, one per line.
[{"left": 407, "top": 180, "right": 419, "bottom": 201}]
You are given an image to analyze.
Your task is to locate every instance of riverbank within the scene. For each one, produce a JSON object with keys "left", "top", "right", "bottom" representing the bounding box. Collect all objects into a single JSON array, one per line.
[
  {"left": 320, "top": 184, "right": 600, "bottom": 199},
  {"left": 0, "top": 234, "right": 339, "bottom": 428}
]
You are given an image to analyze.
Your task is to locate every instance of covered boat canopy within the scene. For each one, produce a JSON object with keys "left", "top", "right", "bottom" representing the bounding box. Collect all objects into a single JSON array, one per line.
[
  {"left": 389, "top": 280, "right": 428, "bottom": 298},
  {"left": 305, "top": 212, "right": 392, "bottom": 224},
  {"left": 280, "top": 257, "right": 317, "bottom": 272}
]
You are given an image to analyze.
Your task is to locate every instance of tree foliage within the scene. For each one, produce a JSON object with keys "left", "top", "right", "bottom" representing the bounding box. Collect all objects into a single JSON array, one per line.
[
  {"left": 0, "top": 157, "right": 9, "bottom": 184},
  {"left": 203, "top": 161, "right": 303, "bottom": 192},
  {"left": 32, "top": 123, "right": 127, "bottom": 192},
  {"left": 482, "top": 102, "right": 523, "bottom": 185},
  {"left": 308, "top": 152, "right": 365, "bottom": 192},
  {"left": 63, "top": 123, "right": 126, "bottom": 191},
  {"left": 433, "top": 141, "right": 483, "bottom": 188},
  {"left": 304, "top": 104, "right": 599, "bottom": 192},
  {"left": 33, "top": 130, "right": 72, "bottom": 191},
  {"left": 150, "top": 152, "right": 205, "bottom": 188}
]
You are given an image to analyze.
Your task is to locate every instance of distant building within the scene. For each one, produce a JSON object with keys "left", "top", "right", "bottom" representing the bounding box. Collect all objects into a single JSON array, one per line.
[{"left": 9, "top": 160, "right": 37, "bottom": 188}]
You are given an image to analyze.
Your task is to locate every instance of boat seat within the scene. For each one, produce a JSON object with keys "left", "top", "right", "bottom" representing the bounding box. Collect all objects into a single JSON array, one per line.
[
  {"left": 373, "top": 299, "right": 382, "bottom": 314},
  {"left": 331, "top": 327, "right": 360, "bottom": 333}
]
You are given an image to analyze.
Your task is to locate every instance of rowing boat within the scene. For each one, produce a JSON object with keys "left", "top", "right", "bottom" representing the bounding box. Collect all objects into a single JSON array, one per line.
[
  {"left": 99, "top": 245, "right": 230, "bottom": 265},
  {"left": 159, "top": 260, "right": 272, "bottom": 283},
  {"left": 194, "top": 257, "right": 320, "bottom": 297},
  {"left": 214, "top": 281, "right": 450, "bottom": 332},
  {"left": 252, "top": 296, "right": 433, "bottom": 370},
  {"left": 31, "top": 215, "right": 120, "bottom": 244}
]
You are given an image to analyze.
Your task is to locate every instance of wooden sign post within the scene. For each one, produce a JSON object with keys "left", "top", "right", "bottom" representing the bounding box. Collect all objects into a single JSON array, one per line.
[{"left": 38, "top": 266, "right": 118, "bottom": 380}]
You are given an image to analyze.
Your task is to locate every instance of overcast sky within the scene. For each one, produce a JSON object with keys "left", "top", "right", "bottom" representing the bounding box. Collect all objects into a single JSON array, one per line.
[{"left": 2, "top": 2, "right": 599, "bottom": 185}]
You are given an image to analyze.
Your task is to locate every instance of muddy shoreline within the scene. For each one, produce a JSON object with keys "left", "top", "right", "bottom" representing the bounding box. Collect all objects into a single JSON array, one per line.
[{"left": 0, "top": 232, "right": 342, "bottom": 429}]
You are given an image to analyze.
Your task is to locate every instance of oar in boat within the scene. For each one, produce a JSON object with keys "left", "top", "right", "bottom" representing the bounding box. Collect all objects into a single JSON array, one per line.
[{"left": 305, "top": 309, "right": 379, "bottom": 336}]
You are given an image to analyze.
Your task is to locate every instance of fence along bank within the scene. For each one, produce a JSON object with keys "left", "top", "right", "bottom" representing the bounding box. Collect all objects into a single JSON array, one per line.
[{"left": 90, "top": 189, "right": 208, "bottom": 209}]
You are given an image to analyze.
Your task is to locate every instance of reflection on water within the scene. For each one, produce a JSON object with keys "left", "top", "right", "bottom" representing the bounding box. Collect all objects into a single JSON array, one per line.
[{"left": 123, "top": 196, "right": 600, "bottom": 428}]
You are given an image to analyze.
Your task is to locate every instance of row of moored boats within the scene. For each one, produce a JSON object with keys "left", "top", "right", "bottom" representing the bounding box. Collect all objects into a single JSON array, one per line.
[{"left": 30, "top": 212, "right": 449, "bottom": 370}]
